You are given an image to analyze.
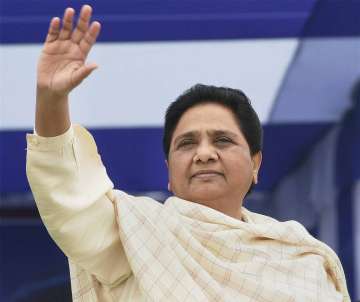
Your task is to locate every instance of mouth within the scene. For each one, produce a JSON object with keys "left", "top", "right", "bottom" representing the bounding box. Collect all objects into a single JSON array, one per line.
[{"left": 192, "top": 170, "right": 223, "bottom": 179}]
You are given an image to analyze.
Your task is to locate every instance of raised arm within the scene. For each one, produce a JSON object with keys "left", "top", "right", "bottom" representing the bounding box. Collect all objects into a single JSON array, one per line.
[
  {"left": 36, "top": 5, "right": 100, "bottom": 136},
  {"left": 27, "top": 6, "right": 131, "bottom": 286}
]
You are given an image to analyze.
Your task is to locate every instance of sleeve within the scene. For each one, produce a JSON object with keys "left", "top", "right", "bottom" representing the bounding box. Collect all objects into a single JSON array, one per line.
[{"left": 26, "top": 124, "right": 132, "bottom": 286}]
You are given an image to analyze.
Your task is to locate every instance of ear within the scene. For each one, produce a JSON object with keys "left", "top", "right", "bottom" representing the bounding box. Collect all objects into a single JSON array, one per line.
[{"left": 251, "top": 151, "right": 262, "bottom": 184}]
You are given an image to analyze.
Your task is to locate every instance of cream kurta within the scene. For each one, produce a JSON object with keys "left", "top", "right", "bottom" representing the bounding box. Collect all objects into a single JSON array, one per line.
[{"left": 26, "top": 125, "right": 350, "bottom": 302}]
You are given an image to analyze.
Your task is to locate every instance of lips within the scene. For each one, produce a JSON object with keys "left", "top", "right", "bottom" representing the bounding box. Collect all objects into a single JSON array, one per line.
[{"left": 192, "top": 170, "right": 223, "bottom": 178}]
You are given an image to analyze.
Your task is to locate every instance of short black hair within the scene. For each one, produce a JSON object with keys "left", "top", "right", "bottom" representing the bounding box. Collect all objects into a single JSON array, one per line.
[{"left": 163, "top": 84, "right": 263, "bottom": 159}]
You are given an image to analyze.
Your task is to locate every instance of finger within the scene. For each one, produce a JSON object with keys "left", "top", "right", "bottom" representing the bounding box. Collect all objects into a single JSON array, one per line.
[
  {"left": 59, "top": 7, "right": 75, "bottom": 40},
  {"left": 71, "top": 5, "right": 92, "bottom": 43},
  {"left": 45, "top": 17, "right": 61, "bottom": 43},
  {"left": 79, "top": 21, "right": 101, "bottom": 56},
  {"left": 70, "top": 63, "right": 98, "bottom": 88}
]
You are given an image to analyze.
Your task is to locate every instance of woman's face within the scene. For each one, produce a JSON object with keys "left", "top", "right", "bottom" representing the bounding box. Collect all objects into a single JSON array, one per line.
[{"left": 167, "top": 103, "right": 262, "bottom": 205}]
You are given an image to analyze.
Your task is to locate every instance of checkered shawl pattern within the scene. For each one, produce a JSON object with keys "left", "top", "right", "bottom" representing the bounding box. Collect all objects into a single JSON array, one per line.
[
  {"left": 26, "top": 125, "right": 350, "bottom": 302},
  {"left": 110, "top": 192, "right": 349, "bottom": 301}
]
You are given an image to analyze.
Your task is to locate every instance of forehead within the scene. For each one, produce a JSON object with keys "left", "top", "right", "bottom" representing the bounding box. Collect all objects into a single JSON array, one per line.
[{"left": 173, "top": 103, "right": 242, "bottom": 138}]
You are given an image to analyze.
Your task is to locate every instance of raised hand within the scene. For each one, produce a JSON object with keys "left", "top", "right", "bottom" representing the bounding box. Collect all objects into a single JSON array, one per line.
[
  {"left": 37, "top": 5, "right": 101, "bottom": 96},
  {"left": 35, "top": 5, "right": 101, "bottom": 137}
]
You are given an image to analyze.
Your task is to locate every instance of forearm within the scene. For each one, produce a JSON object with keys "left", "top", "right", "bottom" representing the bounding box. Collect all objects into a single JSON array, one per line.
[
  {"left": 27, "top": 125, "right": 113, "bottom": 223},
  {"left": 35, "top": 87, "right": 71, "bottom": 137}
]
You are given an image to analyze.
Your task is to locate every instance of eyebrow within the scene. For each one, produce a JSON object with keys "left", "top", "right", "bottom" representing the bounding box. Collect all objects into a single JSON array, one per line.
[{"left": 173, "top": 129, "right": 238, "bottom": 146}]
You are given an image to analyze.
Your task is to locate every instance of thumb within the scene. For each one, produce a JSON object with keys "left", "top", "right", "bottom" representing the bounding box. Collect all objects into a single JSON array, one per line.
[{"left": 71, "top": 63, "right": 98, "bottom": 88}]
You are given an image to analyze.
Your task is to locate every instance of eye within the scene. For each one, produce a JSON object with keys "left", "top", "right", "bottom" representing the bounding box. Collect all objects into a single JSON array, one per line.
[
  {"left": 215, "top": 136, "right": 233, "bottom": 144},
  {"left": 177, "top": 139, "right": 195, "bottom": 149}
]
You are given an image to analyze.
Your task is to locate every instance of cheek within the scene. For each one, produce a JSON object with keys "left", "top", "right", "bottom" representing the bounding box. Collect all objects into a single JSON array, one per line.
[
  {"left": 224, "top": 150, "right": 253, "bottom": 176},
  {"left": 168, "top": 153, "right": 192, "bottom": 180},
  {"left": 168, "top": 158, "right": 189, "bottom": 194}
]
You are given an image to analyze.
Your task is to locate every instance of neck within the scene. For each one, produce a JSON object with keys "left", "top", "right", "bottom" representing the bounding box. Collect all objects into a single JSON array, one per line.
[{"left": 194, "top": 197, "right": 244, "bottom": 221}]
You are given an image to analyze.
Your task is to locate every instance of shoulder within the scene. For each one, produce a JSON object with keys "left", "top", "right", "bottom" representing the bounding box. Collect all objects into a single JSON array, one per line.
[
  {"left": 242, "top": 207, "right": 342, "bottom": 258},
  {"left": 112, "top": 190, "right": 164, "bottom": 216},
  {"left": 242, "top": 207, "right": 316, "bottom": 240}
]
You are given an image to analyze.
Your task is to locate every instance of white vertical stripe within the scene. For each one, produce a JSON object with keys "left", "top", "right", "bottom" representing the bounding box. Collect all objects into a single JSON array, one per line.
[
  {"left": 270, "top": 37, "right": 360, "bottom": 123},
  {"left": 318, "top": 200, "right": 338, "bottom": 252}
]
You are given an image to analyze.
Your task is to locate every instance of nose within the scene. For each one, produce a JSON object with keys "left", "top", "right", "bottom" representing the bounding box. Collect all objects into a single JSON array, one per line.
[{"left": 193, "top": 141, "right": 219, "bottom": 163}]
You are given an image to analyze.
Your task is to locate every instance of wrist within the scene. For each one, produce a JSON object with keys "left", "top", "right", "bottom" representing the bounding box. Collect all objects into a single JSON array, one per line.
[
  {"left": 36, "top": 85, "right": 69, "bottom": 104},
  {"left": 35, "top": 88, "right": 71, "bottom": 137}
]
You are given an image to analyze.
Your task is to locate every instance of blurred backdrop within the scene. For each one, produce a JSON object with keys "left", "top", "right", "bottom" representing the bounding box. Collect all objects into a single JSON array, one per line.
[{"left": 0, "top": 0, "right": 359, "bottom": 301}]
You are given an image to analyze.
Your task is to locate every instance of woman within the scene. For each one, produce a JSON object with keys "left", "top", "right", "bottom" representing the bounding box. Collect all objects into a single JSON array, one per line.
[{"left": 27, "top": 5, "right": 350, "bottom": 301}]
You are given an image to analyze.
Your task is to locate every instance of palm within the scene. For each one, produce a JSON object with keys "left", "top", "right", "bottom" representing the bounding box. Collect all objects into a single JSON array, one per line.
[{"left": 37, "top": 6, "right": 101, "bottom": 95}]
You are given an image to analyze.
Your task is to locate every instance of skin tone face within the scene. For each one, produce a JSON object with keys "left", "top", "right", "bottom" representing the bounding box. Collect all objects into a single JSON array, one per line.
[{"left": 166, "top": 103, "right": 262, "bottom": 220}]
